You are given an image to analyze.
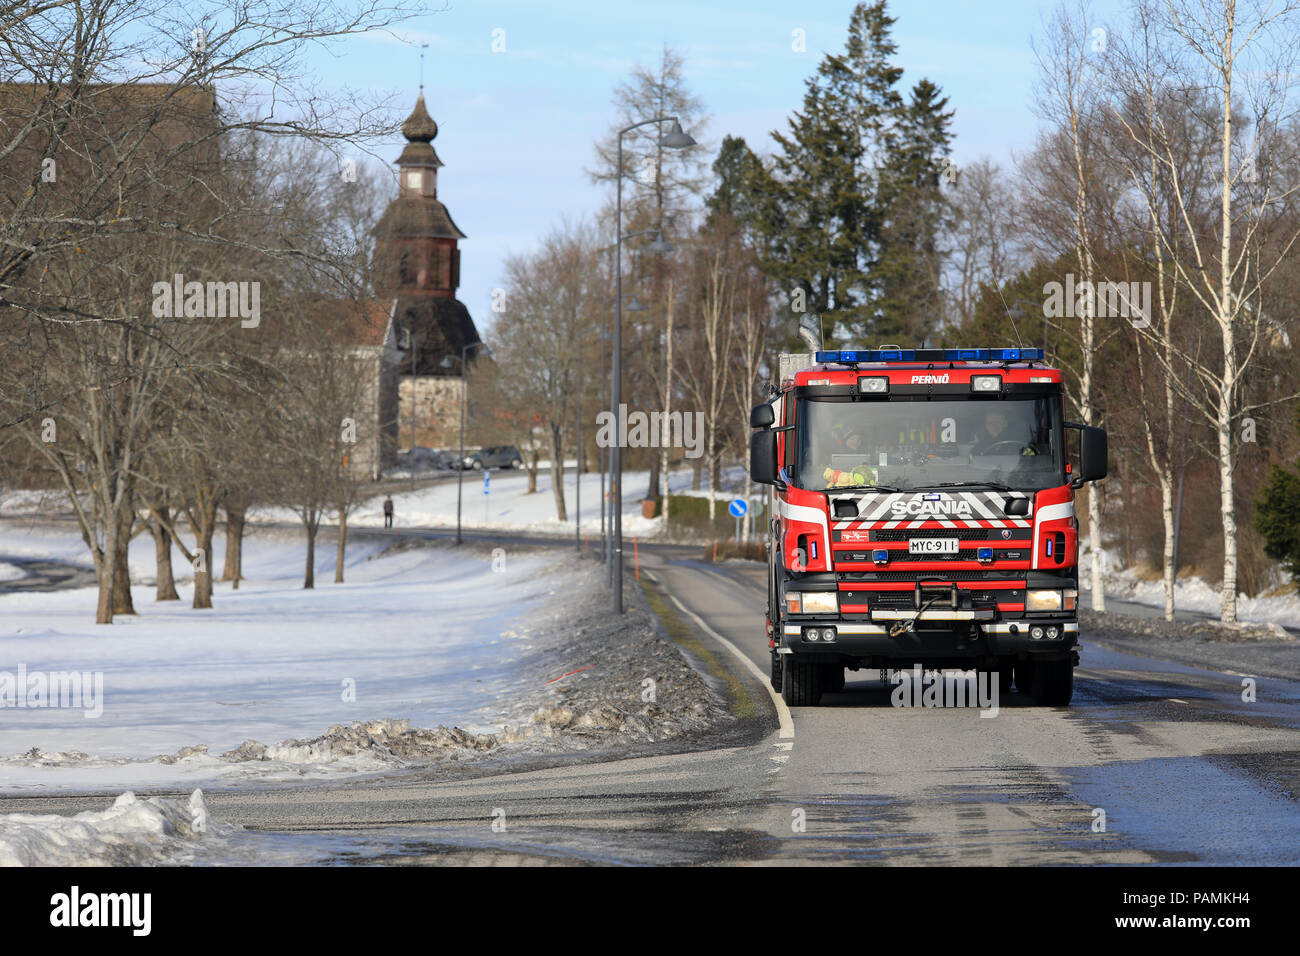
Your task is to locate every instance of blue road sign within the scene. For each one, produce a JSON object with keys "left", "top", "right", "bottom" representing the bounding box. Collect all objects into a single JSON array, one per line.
[{"left": 728, "top": 498, "right": 748, "bottom": 518}]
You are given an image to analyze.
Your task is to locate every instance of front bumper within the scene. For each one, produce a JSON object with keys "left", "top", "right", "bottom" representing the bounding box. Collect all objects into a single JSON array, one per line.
[{"left": 780, "top": 617, "right": 1078, "bottom": 659}]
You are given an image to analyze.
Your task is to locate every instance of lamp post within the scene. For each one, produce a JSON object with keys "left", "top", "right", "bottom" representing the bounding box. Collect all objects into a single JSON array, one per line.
[
  {"left": 601, "top": 292, "right": 645, "bottom": 585},
  {"left": 402, "top": 327, "right": 420, "bottom": 488},
  {"left": 452, "top": 340, "right": 490, "bottom": 545},
  {"left": 613, "top": 117, "right": 693, "bottom": 614}
]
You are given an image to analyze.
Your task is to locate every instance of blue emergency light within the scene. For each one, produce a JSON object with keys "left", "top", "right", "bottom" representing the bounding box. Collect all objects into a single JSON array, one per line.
[
  {"left": 815, "top": 347, "right": 1044, "bottom": 364},
  {"left": 872, "top": 549, "right": 890, "bottom": 564},
  {"left": 977, "top": 547, "right": 994, "bottom": 563}
]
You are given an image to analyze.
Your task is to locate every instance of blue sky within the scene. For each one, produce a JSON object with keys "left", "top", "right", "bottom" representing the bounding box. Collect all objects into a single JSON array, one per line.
[{"left": 323, "top": 0, "right": 1124, "bottom": 330}]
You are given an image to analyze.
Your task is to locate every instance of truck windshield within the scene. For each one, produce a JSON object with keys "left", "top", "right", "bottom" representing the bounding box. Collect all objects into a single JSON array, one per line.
[{"left": 792, "top": 396, "right": 1065, "bottom": 492}]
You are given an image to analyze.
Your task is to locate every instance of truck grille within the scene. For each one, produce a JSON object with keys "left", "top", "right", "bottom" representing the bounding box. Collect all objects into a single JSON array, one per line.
[{"left": 868, "top": 528, "right": 999, "bottom": 541}]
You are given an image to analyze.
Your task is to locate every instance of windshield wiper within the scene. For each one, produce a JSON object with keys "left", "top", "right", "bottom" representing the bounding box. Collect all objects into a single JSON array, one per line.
[
  {"left": 918, "top": 481, "right": 1016, "bottom": 492},
  {"left": 826, "top": 483, "right": 903, "bottom": 493}
]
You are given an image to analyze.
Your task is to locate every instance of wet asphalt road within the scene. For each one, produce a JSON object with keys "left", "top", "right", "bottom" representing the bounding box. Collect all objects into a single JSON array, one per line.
[{"left": 3, "top": 535, "right": 1298, "bottom": 865}]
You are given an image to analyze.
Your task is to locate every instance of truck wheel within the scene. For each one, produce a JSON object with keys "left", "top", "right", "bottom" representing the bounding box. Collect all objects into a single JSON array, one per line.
[
  {"left": 770, "top": 651, "right": 783, "bottom": 692},
  {"left": 1034, "top": 659, "right": 1074, "bottom": 706},
  {"left": 781, "top": 657, "right": 823, "bottom": 706},
  {"left": 823, "top": 664, "right": 845, "bottom": 694},
  {"left": 1015, "top": 662, "right": 1034, "bottom": 695}
]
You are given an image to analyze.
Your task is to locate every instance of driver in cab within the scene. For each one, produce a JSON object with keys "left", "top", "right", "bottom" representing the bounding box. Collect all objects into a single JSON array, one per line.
[{"left": 970, "top": 407, "right": 1035, "bottom": 456}]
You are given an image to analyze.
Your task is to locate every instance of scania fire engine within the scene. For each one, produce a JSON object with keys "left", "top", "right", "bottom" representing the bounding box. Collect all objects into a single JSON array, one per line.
[{"left": 749, "top": 347, "right": 1108, "bottom": 707}]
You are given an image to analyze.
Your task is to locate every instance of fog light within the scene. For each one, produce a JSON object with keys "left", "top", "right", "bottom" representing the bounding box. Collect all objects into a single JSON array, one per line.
[
  {"left": 821, "top": 627, "right": 837, "bottom": 643},
  {"left": 804, "top": 627, "right": 819, "bottom": 641},
  {"left": 971, "top": 375, "right": 1002, "bottom": 392},
  {"left": 1046, "top": 625, "right": 1060, "bottom": 639},
  {"left": 1031, "top": 625, "right": 1045, "bottom": 640},
  {"left": 858, "top": 376, "right": 889, "bottom": 394}
]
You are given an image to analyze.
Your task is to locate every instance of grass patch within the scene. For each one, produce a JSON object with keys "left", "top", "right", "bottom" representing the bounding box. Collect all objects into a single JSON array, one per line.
[{"left": 639, "top": 578, "right": 758, "bottom": 720}]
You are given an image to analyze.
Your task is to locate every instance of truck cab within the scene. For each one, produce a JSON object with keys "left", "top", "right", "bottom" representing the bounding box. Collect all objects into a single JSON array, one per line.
[{"left": 750, "top": 347, "right": 1108, "bottom": 707}]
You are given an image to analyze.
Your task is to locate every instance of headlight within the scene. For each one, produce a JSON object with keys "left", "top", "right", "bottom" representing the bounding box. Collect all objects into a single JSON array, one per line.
[
  {"left": 971, "top": 375, "right": 1002, "bottom": 392},
  {"left": 801, "top": 592, "right": 838, "bottom": 614},
  {"left": 1026, "top": 589, "right": 1063, "bottom": 611},
  {"left": 858, "top": 376, "right": 888, "bottom": 394}
]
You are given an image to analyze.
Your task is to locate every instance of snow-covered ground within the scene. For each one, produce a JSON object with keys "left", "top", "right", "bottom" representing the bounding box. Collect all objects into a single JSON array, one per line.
[
  {"left": 0, "top": 523, "right": 568, "bottom": 792},
  {"left": 1081, "top": 541, "right": 1300, "bottom": 628},
  {"left": 260, "top": 465, "right": 756, "bottom": 538}
]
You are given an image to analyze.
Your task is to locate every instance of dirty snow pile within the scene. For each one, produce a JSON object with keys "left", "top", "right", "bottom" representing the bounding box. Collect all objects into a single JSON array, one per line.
[
  {"left": 0, "top": 790, "right": 220, "bottom": 866},
  {"left": 221, "top": 558, "right": 732, "bottom": 767}
]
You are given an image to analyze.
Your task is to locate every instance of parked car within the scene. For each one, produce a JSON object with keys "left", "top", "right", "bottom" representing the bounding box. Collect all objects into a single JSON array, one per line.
[{"left": 459, "top": 445, "right": 524, "bottom": 470}]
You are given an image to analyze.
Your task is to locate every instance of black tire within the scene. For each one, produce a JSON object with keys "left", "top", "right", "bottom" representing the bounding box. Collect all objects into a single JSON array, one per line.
[
  {"left": 823, "top": 664, "right": 845, "bottom": 694},
  {"left": 1015, "top": 661, "right": 1034, "bottom": 695},
  {"left": 997, "top": 664, "right": 1014, "bottom": 695},
  {"left": 781, "top": 656, "right": 823, "bottom": 706},
  {"left": 1034, "top": 659, "right": 1074, "bottom": 706},
  {"left": 770, "top": 651, "right": 783, "bottom": 692}
]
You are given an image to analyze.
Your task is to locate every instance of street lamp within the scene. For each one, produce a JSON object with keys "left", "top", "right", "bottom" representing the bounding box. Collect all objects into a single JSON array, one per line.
[
  {"left": 450, "top": 340, "right": 491, "bottom": 545},
  {"left": 601, "top": 292, "right": 645, "bottom": 586},
  {"left": 613, "top": 115, "right": 695, "bottom": 614}
]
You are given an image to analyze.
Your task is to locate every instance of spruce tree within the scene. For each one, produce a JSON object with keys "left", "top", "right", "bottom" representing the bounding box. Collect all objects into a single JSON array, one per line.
[{"left": 875, "top": 78, "right": 954, "bottom": 343}]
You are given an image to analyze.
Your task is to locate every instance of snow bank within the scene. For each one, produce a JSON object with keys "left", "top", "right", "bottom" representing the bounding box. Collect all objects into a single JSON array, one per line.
[
  {"left": 0, "top": 790, "right": 217, "bottom": 866},
  {"left": 1080, "top": 538, "right": 1300, "bottom": 628}
]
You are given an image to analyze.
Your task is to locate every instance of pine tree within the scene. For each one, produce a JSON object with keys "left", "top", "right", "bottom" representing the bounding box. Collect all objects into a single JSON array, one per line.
[
  {"left": 874, "top": 78, "right": 954, "bottom": 343},
  {"left": 745, "top": 1, "right": 956, "bottom": 346}
]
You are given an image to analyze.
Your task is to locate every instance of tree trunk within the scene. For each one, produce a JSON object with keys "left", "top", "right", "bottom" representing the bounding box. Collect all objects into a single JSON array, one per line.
[
  {"left": 112, "top": 502, "right": 136, "bottom": 615},
  {"left": 94, "top": 536, "right": 113, "bottom": 625},
  {"left": 550, "top": 424, "right": 567, "bottom": 522},
  {"left": 222, "top": 506, "right": 246, "bottom": 589},
  {"left": 527, "top": 449, "right": 538, "bottom": 494},
  {"left": 192, "top": 498, "right": 218, "bottom": 609},
  {"left": 151, "top": 508, "right": 180, "bottom": 601},
  {"left": 1217, "top": 381, "right": 1238, "bottom": 622},
  {"left": 304, "top": 519, "right": 317, "bottom": 589},
  {"left": 192, "top": 533, "right": 214, "bottom": 609},
  {"left": 692, "top": 457, "right": 702, "bottom": 491},
  {"left": 647, "top": 454, "right": 660, "bottom": 504},
  {"left": 335, "top": 504, "right": 347, "bottom": 584}
]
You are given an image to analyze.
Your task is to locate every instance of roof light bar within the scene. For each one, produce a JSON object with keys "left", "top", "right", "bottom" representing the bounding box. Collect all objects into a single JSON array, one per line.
[{"left": 815, "top": 347, "right": 1044, "bottom": 364}]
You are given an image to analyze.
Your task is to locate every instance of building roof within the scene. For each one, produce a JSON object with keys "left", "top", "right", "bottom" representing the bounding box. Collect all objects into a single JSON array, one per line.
[
  {"left": 392, "top": 296, "right": 481, "bottom": 375},
  {"left": 372, "top": 195, "right": 466, "bottom": 240}
]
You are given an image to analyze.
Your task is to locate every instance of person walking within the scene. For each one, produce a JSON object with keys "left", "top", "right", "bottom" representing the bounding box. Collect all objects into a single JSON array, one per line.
[{"left": 383, "top": 495, "right": 394, "bottom": 529}]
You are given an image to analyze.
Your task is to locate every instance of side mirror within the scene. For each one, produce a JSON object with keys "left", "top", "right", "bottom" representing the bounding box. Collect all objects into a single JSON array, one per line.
[
  {"left": 1079, "top": 425, "right": 1108, "bottom": 483},
  {"left": 750, "top": 402, "right": 775, "bottom": 428},
  {"left": 750, "top": 429, "right": 778, "bottom": 485}
]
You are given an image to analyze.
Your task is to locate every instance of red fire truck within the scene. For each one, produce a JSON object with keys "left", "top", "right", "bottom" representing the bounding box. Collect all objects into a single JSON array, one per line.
[{"left": 749, "top": 347, "right": 1108, "bottom": 707}]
